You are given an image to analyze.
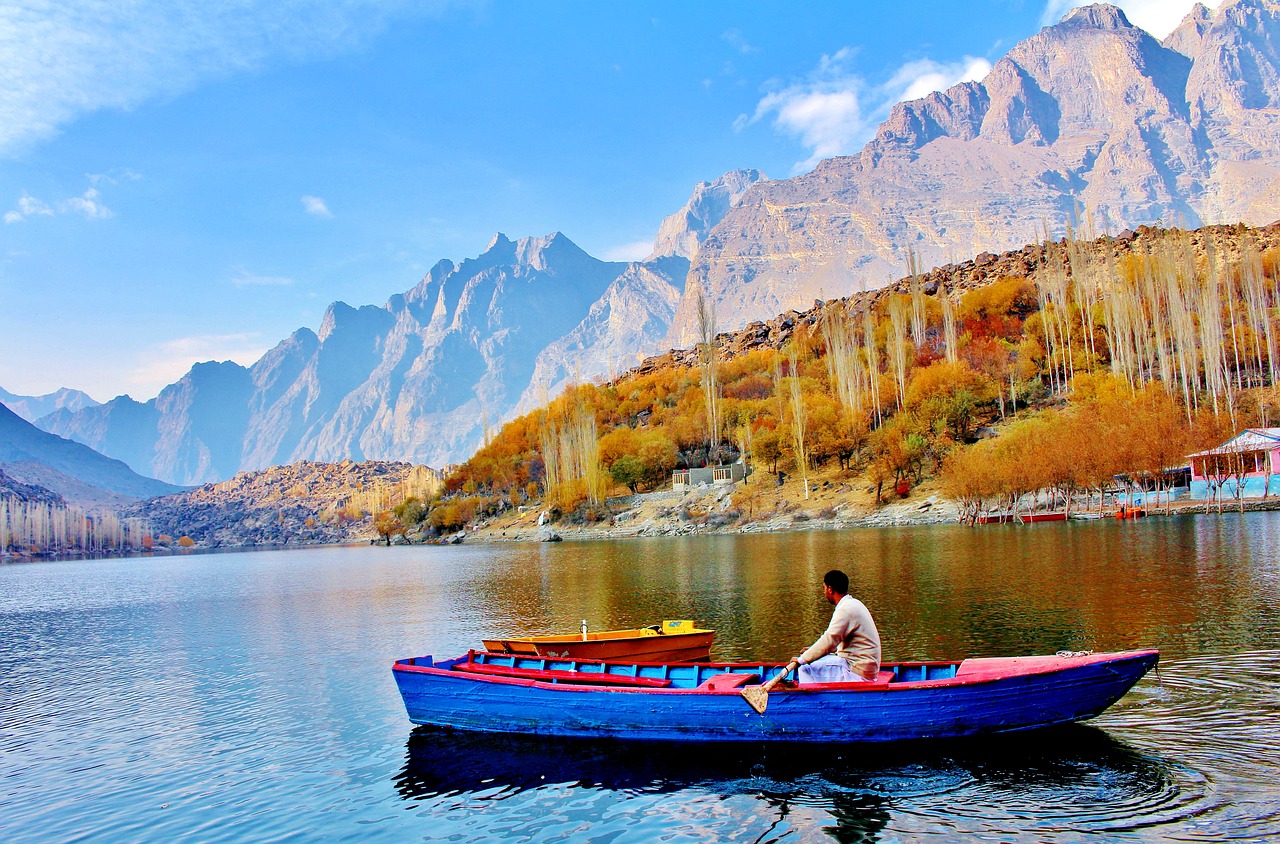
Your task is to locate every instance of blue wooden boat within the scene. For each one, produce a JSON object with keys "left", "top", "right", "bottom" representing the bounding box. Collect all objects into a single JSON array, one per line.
[{"left": 392, "top": 648, "right": 1157, "bottom": 743}]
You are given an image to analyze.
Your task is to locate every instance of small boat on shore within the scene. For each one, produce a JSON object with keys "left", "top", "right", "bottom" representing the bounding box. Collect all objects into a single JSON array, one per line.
[
  {"left": 1019, "top": 512, "right": 1067, "bottom": 523},
  {"left": 481, "top": 620, "right": 715, "bottom": 662},
  {"left": 976, "top": 513, "right": 1016, "bottom": 524},
  {"left": 392, "top": 648, "right": 1158, "bottom": 743}
]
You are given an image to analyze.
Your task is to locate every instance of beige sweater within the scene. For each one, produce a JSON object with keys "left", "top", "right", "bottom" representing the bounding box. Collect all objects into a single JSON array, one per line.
[{"left": 799, "top": 595, "right": 882, "bottom": 680}]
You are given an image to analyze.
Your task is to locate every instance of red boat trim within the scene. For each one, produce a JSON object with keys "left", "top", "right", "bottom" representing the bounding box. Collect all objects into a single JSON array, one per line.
[{"left": 455, "top": 662, "right": 673, "bottom": 687}]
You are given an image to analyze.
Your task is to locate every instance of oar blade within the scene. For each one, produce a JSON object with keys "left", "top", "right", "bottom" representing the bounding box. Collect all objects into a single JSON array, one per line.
[{"left": 741, "top": 685, "right": 769, "bottom": 715}]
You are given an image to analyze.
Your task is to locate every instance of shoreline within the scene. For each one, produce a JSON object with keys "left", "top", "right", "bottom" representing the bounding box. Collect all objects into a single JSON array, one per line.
[
  {"left": 11, "top": 495, "right": 1280, "bottom": 561},
  {"left": 461, "top": 491, "right": 1280, "bottom": 545}
]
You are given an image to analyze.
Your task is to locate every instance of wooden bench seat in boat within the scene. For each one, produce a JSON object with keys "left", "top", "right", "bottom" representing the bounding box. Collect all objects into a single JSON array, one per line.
[{"left": 696, "top": 673, "right": 761, "bottom": 690}]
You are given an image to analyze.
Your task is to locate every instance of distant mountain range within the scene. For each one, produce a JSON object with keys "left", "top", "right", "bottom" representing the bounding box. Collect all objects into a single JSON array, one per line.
[
  {"left": 34, "top": 1, "right": 1280, "bottom": 483},
  {"left": 0, "top": 386, "right": 98, "bottom": 423},
  {"left": 0, "top": 402, "right": 182, "bottom": 508}
]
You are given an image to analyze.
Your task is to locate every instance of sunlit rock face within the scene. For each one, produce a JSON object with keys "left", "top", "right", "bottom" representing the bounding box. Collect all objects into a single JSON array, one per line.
[{"left": 666, "top": 1, "right": 1280, "bottom": 347}]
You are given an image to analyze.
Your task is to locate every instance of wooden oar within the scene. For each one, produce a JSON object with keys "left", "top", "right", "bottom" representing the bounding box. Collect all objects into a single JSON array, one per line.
[{"left": 741, "top": 660, "right": 798, "bottom": 714}]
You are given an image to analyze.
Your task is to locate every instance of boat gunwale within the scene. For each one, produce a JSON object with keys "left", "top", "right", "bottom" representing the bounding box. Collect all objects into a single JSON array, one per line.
[
  {"left": 392, "top": 648, "right": 1159, "bottom": 695},
  {"left": 482, "top": 628, "right": 713, "bottom": 647}
]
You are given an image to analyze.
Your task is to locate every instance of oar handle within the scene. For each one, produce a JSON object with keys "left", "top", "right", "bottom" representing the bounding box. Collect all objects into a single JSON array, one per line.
[{"left": 761, "top": 660, "right": 799, "bottom": 692}]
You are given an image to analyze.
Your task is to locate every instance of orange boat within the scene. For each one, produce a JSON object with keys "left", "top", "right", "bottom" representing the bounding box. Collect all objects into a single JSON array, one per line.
[{"left": 482, "top": 620, "right": 715, "bottom": 662}]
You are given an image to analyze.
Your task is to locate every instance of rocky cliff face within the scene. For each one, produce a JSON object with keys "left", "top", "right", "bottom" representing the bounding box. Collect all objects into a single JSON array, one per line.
[
  {"left": 648, "top": 169, "right": 767, "bottom": 261},
  {"left": 666, "top": 0, "right": 1280, "bottom": 346}
]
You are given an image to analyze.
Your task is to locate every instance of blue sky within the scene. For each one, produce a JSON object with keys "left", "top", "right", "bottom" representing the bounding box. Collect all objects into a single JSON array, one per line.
[{"left": 0, "top": 0, "right": 1212, "bottom": 402}]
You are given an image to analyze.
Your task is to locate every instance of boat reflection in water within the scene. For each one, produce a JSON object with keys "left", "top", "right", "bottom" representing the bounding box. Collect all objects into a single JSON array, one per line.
[{"left": 394, "top": 724, "right": 1193, "bottom": 840}]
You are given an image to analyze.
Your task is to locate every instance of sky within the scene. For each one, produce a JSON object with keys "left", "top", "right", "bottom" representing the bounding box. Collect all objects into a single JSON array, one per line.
[{"left": 0, "top": 0, "right": 1218, "bottom": 403}]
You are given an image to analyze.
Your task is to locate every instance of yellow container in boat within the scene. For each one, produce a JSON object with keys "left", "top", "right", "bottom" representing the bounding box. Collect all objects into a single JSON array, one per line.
[{"left": 663, "top": 620, "right": 696, "bottom": 633}]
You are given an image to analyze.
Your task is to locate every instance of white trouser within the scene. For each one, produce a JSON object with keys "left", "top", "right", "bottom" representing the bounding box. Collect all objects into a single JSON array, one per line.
[{"left": 797, "top": 654, "right": 868, "bottom": 684}]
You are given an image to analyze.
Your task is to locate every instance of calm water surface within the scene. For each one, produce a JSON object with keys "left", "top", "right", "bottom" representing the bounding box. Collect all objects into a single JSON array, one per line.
[{"left": 2, "top": 513, "right": 1279, "bottom": 841}]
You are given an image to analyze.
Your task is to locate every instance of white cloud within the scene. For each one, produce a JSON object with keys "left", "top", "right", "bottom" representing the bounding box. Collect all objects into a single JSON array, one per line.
[
  {"left": 0, "top": 1, "right": 455, "bottom": 157},
  {"left": 6, "top": 195, "right": 54, "bottom": 223},
  {"left": 300, "top": 194, "right": 332, "bottom": 217},
  {"left": 62, "top": 188, "right": 112, "bottom": 219},
  {"left": 1040, "top": 0, "right": 1224, "bottom": 39},
  {"left": 744, "top": 48, "right": 992, "bottom": 172},
  {"left": 230, "top": 268, "right": 294, "bottom": 287},
  {"left": 884, "top": 57, "right": 993, "bottom": 105},
  {"left": 4, "top": 185, "right": 114, "bottom": 222},
  {"left": 601, "top": 239, "right": 655, "bottom": 262},
  {"left": 127, "top": 333, "right": 269, "bottom": 397}
]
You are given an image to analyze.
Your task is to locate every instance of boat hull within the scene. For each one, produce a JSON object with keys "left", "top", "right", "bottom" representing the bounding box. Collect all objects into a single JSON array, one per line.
[{"left": 392, "top": 649, "right": 1157, "bottom": 743}]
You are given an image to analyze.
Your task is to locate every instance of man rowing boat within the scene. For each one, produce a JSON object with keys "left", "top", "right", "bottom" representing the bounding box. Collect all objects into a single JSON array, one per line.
[{"left": 794, "top": 569, "right": 881, "bottom": 684}]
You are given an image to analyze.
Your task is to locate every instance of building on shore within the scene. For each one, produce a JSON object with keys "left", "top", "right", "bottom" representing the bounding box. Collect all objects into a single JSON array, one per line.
[
  {"left": 672, "top": 463, "right": 748, "bottom": 491},
  {"left": 1188, "top": 428, "right": 1280, "bottom": 500}
]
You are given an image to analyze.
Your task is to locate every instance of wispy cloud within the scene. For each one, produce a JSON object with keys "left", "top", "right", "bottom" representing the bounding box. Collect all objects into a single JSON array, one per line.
[
  {"left": 230, "top": 268, "right": 294, "bottom": 287},
  {"left": 127, "top": 332, "right": 270, "bottom": 396},
  {"left": 722, "top": 28, "right": 757, "bottom": 55},
  {"left": 300, "top": 194, "right": 332, "bottom": 218},
  {"left": 1039, "top": 0, "right": 1223, "bottom": 38},
  {"left": 741, "top": 48, "right": 991, "bottom": 173},
  {"left": 4, "top": 196, "right": 53, "bottom": 224},
  {"left": 62, "top": 188, "right": 113, "bottom": 219},
  {"left": 4, "top": 181, "right": 119, "bottom": 223},
  {"left": 601, "top": 239, "right": 655, "bottom": 262},
  {"left": 0, "top": 1, "right": 456, "bottom": 157}
]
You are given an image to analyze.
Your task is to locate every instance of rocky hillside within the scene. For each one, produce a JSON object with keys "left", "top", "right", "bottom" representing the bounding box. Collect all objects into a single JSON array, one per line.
[
  {"left": 0, "top": 466, "right": 65, "bottom": 506},
  {"left": 666, "top": 1, "right": 1280, "bottom": 345},
  {"left": 637, "top": 222, "right": 1280, "bottom": 375},
  {"left": 125, "top": 460, "right": 441, "bottom": 548}
]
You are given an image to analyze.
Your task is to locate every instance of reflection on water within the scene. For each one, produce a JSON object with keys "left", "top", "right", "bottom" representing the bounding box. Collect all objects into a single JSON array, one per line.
[
  {"left": 2, "top": 512, "right": 1279, "bottom": 841},
  {"left": 393, "top": 725, "right": 1181, "bottom": 841}
]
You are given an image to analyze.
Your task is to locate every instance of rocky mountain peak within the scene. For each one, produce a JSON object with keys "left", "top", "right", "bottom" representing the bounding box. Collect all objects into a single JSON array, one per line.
[
  {"left": 1059, "top": 3, "right": 1133, "bottom": 31},
  {"left": 484, "top": 232, "right": 513, "bottom": 253},
  {"left": 1165, "top": 3, "right": 1214, "bottom": 56},
  {"left": 511, "top": 231, "right": 600, "bottom": 272}
]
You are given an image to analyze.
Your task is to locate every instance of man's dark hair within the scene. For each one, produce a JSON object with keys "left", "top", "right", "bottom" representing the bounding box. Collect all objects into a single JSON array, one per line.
[{"left": 823, "top": 569, "right": 849, "bottom": 595}]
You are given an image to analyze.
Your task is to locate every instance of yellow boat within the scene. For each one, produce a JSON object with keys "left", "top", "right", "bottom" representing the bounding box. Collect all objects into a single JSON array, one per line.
[{"left": 482, "top": 620, "right": 715, "bottom": 662}]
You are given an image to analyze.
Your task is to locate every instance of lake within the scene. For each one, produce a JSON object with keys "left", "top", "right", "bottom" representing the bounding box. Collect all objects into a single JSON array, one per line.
[{"left": 3, "top": 513, "right": 1279, "bottom": 841}]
